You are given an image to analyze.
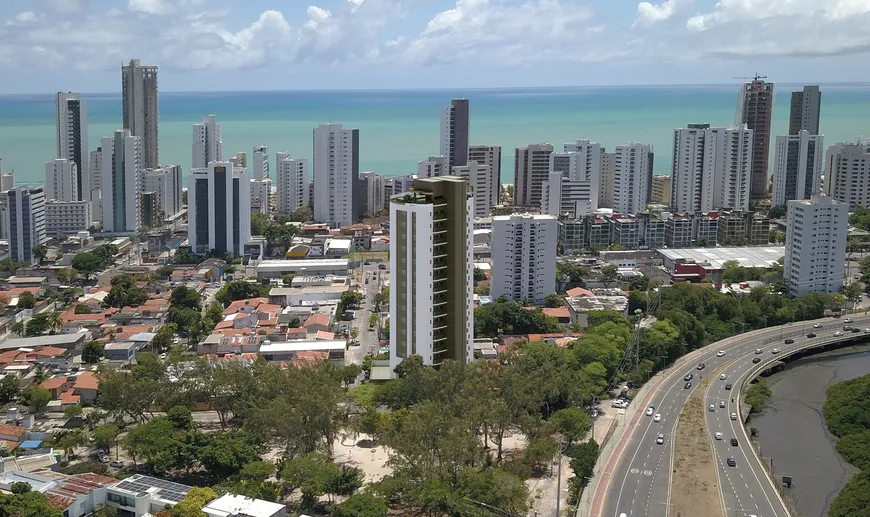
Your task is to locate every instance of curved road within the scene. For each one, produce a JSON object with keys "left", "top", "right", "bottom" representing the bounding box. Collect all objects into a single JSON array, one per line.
[{"left": 599, "top": 315, "right": 870, "bottom": 517}]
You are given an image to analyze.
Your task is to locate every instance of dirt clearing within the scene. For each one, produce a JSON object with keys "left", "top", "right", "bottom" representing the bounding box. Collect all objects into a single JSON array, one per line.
[{"left": 670, "top": 394, "right": 724, "bottom": 517}]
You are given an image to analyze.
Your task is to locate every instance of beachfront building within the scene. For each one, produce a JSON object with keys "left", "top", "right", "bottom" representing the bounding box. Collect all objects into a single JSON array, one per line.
[
  {"left": 824, "top": 141, "right": 870, "bottom": 210},
  {"left": 122, "top": 59, "right": 159, "bottom": 169},
  {"left": 276, "top": 152, "right": 309, "bottom": 214},
  {"left": 736, "top": 77, "right": 774, "bottom": 200},
  {"left": 4, "top": 187, "right": 46, "bottom": 264},
  {"left": 612, "top": 142, "right": 653, "bottom": 215},
  {"left": 452, "top": 162, "right": 493, "bottom": 218},
  {"left": 142, "top": 164, "right": 183, "bottom": 220},
  {"left": 418, "top": 155, "right": 449, "bottom": 178},
  {"left": 440, "top": 99, "right": 470, "bottom": 169},
  {"left": 514, "top": 143, "right": 554, "bottom": 208},
  {"left": 360, "top": 171, "right": 386, "bottom": 216},
  {"left": 101, "top": 129, "right": 142, "bottom": 233},
  {"left": 312, "top": 124, "right": 361, "bottom": 228},
  {"left": 55, "top": 92, "right": 88, "bottom": 200},
  {"left": 468, "top": 145, "right": 502, "bottom": 207},
  {"left": 789, "top": 85, "right": 821, "bottom": 136},
  {"left": 192, "top": 114, "right": 222, "bottom": 169},
  {"left": 45, "top": 158, "right": 78, "bottom": 202},
  {"left": 188, "top": 161, "right": 252, "bottom": 256},
  {"left": 772, "top": 130, "right": 824, "bottom": 206}
]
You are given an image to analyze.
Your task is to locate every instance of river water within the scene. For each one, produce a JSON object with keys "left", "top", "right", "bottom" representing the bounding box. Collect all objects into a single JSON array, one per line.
[{"left": 749, "top": 345, "right": 870, "bottom": 517}]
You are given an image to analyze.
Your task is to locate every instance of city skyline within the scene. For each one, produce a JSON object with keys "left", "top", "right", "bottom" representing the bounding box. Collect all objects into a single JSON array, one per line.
[{"left": 1, "top": 0, "right": 870, "bottom": 94}]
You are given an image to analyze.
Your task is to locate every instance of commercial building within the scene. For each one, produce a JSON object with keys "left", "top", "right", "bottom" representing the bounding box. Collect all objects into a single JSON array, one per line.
[
  {"left": 468, "top": 144, "right": 502, "bottom": 207},
  {"left": 665, "top": 212, "right": 693, "bottom": 248},
  {"left": 250, "top": 177, "right": 271, "bottom": 214},
  {"left": 141, "top": 164, "right": 182, "bottom": 219},
  {"left": 772, "top": 130, "right": 824, "bottom": 206},
  {"left": 275, "top": 152, "right": 309, "bottom": 214},
  {"left": 736, "top": 77, "right": 774, "bottom": 200},
  {"left": 45, "top": 158, "right": 78, "bottom": 202},
  {"left": 192, "top": 114, "right": 222, "bottom": 169},
  {"left": 389, "top": 176, "right": 474, "bottom": 375},
  {"left": 4, "top": 187, "right": 46, "bottom": 264},
  {"left": 694, "top": 212, "right": 719, "bottom": 247},
  {"left": 558, "top": 218, "right": 586, "bottom": 255},
  {"left": 55, "top": 92, "right": 88, "bottom": 200},
  {"left": 312, "top": 124, "right": 361, "bottom": 228},
  {"left": 44, "top": 200, "right": 92, "bottom": 238},
  {"left": 784, "top": 196, "right": 847, "bottom": 296},
  {"left": 490, "top": 214, "right": 557, "bottom": 304},
  {"left": 658, "top": 246, "right": 785, "bottom": 283},
  {"left": 418, "top": 155, "right": 449, "bottom": 178},
  {"left": 824, "top": 141, "right": 870, "bottom": 210},
  {"left": 254, "top": 259, "right": 349, "bottom": 279},
  {"left": 610, "top": 215, "right": 641, "bottom": 250},
  {"left": 789, "top": 85, "right": 821, "bottom": 135},
  {"left": 122, "top": 58, "right": 159, "bottom": 169},
  {"left": 188, "top": 161, "right": 252, "bottom": 256},
  {"left": 650, "top": 175, "right": 671, "bottom": 205},
  {"left": 514, "top": 143, "right": 554, "bottom": 208},
  {"left": 612, "top": 142, "right": 653, "bottom": 215},
  {"left": 453, "top": 162, "right": 493, "bottom": 218},
  {"left": 440, "top": 99, "right": 469, "bottom": 168},
  {"left": 360, "top": 171, "right": 386, "bottom": 216},
  {"left": 101, "top": 129, "right": 142, "bottom": 233},
  {"left": 252, "top": 144, "right": 269, "bottom": 179}
]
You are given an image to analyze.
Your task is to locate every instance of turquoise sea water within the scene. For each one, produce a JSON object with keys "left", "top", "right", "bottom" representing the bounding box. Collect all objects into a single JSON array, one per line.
[{"left": 1, "top": 85, "right": 869, "bottom": 185}]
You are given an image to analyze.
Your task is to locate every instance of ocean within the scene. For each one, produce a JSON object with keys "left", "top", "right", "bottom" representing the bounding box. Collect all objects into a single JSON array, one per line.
[{"left": 1, "top": 85, "right": 869, "bottom": 185}]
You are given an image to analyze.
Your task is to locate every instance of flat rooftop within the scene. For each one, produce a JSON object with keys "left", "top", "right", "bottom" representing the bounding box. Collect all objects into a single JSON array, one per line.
[
  {"left": 255, "top": 259, "right": 349, "bottom": 271},
  {"left": 657, "top": 246, "right": 785, "bottom": 270},
  {"left": 269, "top": 286, "right": 348, "bottom": 296},
  {"left": 259, "top": 341, "right": 346, "bottom": 353},
  {"left": 203, "top": 493, "right": 286, "bottom": 517}
]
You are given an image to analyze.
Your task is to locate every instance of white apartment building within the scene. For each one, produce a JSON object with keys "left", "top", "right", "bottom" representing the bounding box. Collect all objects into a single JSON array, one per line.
[
  {"left": 468, "top": 145, "right": 502, "bottom": 207},
  {"left": 275, "top": 152, "right": 309, "bottom": 214},
  {"left": 713, "top": 125, "right": 753, "bottom": 211},
  {"left": 599, "top": 151, "right": 616, "bottom": 208},
  {"left": 360, "top": 171, "right": 386, "bottom": 216},
  {"left": 548, "top": 150, "right": 598, "bottom": 215},
  {"left": 192, "top": 114, "right": 222, "bottom": 169},
  {"left": 773, "top": 130, "right": 824, "bottom": 206},
  {"left": 784, "top": 196, "right": 847, "bottom": 296},
  {"left": 418, "top": 155, "right": 449, "bottom": 178},
  {"left": 541, "top": 171, "right": 594, "bottom": 219},
  {"left": 44, "top": 200, "right": 92, "bottom": 238},
  {"left": 612, "top": 142, "right": 653, "bottom": 215},
  {"left": 252, "top": 144, "right": 269, "bottom": 179},
  {"left": 452, "top": 162, "right": 492, "bottom": 218},
  {"left": 390, "top": 175, "right": 417, "bottom": 196},
  {"left": 142, "top": 164, "right": 182, "bottom": 219},
  {"left": 490, "top": 214, "right": 557, "bottom": 305},
  {"left": 440, "top": 99, "right": 470, "bottom": 169},
  {"left": 389, "top": 176, "right": 474, "bottom": 376},
  {"left": 188, "top": 161, "right": 252, "bottom": 256},
  {"left": 122, "top": 59, "right": 159, "bottom": 168},
  {"left": 824, "top": 141, "right": 870, "bottom": 210},
  {"left": 45, "top": 158, "right": 79, "bottom": 202},
  {"left": 101, "top": 129, "right": 142, "bottom": 233},
  {"left": 671, "top": 124, "right": 717, "bottom": 213},
  {"left": 4, "top": 187, "right": 46, "bottom": 264},
  {"left": 250, "top": 178, "right": 271, "bottom": 214},
  {"left": 563, "top": 139, "right": 602, "bottom": 208},
  {"left": 312, "top": 124, "right": 361, "bottom": 228},
  {"left": 55, "top": 92, "right": 88, "bottom": 201},
  {"left": 88, "top": 147, "right": 102, "bottom": 221},
  {"left": 230, "top": 151, "right": 247, "bottom": 168},
  {"left": 514, "top": 143, "right": 555, "bottom": 208}
]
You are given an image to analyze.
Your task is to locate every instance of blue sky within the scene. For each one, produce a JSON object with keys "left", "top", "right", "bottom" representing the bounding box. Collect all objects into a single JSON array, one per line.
[{"left": 1, "top": 0, "right": 869, "bottom": 93}]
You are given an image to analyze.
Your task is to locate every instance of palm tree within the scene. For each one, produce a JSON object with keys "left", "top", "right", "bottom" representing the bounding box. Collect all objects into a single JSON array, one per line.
[{"left": 47, "top": 312, "right": 63, "bottom": 335}]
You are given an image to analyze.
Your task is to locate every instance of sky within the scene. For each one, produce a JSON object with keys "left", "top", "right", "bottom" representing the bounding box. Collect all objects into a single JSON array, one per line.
[{"left": 1, "top": 0, "right": 870, "bottom": 94}]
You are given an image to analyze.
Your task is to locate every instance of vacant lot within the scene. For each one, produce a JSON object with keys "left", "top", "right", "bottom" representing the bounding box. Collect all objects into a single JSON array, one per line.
[{"left": 670, "top": 395, "right": 724, "bottom": 517}]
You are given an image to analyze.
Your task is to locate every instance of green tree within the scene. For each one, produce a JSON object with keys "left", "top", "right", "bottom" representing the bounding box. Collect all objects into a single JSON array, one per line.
[
  {"left": 251, "top": 213, "right": 270, "bottom": 236},
  {"left": 215, "top": 281, "right": 269, "bottom": 307},
  {"left": 82, "top": 341, "right": 105, "bottom": 364},
  {"left": 64, "top": 404, "right": 83, "bottom": 419},
  {"left": 0, "top": 374, "right": 20, "bottom": 404},
  {"left": 170, "top": 285, "right": 202, "bottom": 311},
  {"left": 601, "top": 264, "right": 618, "bottom": 287},
  {"left": 829, "top": 470, "right": 870, "bottom": 517},
  {"left": 568, "top": 439, "right": 599, "bottom": 503},
  {"left": 0, "top": 489, "right": 64, "bottom": 517},
  {"left": 57, "top": 267, "right": 78, "bottom": 285},
  {"left": 745, "top": 379, "right": 772, "bottom": 412},
  {"left": 74, "top": 304, "right": 93, "bottom": 314},
  {"left": 91, "top": 505, "right": 119, "bottom": 517},
  {"left": 171, "top": 487, "right": 218, "bottom": 517},
  {"left": 18, "top": 291, "right": 36, "bottom": 309},
  {"left": 105, "top": 275, "right": 148, "bottom": 308},
  {"left": 547, "top": 407, "right": 592, "bottom": 445},
  {"left": 544, "top": 292, "right": 565, "bottom": 308},
  {"left": 282, "top": 273, "right": 295, "bottom": 285},
  {"left": 197, "top": 431, "right": 262, "bottom": 480},
  {"left": 334, "top": 493, "right": 388, "bottom": 517},
  {"left": 92, "top": 424, "right": 121, "bottom": 452},
  {"left": 71, "top": 252, "right": 105, "bottom": 281},
  {"left": 22, "top": 384, "right": 51, "bottom": 413},
  {"left": 32, "top": 244, "right": 48, "bottom": 265},
  {"left": 369, "top": 313, "right": 378, "bottom": 328},
  {"left": 25, "top": 313, "right": 52, "bottom": 336},
  {"left": 473, "top": 268, "right": 486, "bottom": 283}
]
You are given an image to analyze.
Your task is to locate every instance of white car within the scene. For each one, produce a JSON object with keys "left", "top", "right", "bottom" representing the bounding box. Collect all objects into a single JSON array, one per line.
[
  {"left": 720, "top": 373, "right": 727, "bottom": 380},
  {"left": 646, "top": 407, "right": 654, "bottom": 416},
  {"left": 834, "top": 331, "right": 844, "bottom": 337},
  {"left": 717, "top": 350, "right": 726, "bottom": 357},
  {"left": 844, "top": 318, "right": 853, "bottom": 323},
  {"left": 656, "top": 434, "right": 665, "bottom": 444},
  {"left": 730, "top": 412, "right": 738, "bottom": 421},
  {"left": 755, "top": 348, "right": 763, "bottom": 354},
  {"left": 772, "top": 348, "right": 781, "bottom": 354},
  {"left": 653, "top": 413, "right": 662, "bottom": 422},
  {"left": 714, "top": 432, "right": 723, "bottom": 440},
  {"left": 709, "top": 404, "right": 715, "bottom": 412},
  {"left": 813, "top": 323, "right": 822, "bottom": 328},
  {"left": 719, "top": 400, "right": 726, "bottom": 408}
]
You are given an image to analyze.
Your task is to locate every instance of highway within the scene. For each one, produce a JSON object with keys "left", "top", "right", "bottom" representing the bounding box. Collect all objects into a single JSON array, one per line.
[{"left": 599, "top": 314, "right": 870, "bottom": 517}]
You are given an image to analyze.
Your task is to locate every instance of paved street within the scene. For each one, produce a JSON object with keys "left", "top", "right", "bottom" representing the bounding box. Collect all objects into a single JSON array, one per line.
[{"left": 346, "top": 261, "right": 388, "bottom": 365}]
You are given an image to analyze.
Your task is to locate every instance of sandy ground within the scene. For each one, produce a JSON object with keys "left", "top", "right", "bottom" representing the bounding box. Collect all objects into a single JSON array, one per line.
[{"left": 670, "top": 395, "right": 724, "bottom": 517}]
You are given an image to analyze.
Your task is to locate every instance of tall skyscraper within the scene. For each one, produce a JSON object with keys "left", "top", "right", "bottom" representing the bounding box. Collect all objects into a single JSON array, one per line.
[
  {"left": 612, "top": 142, "right": 653, "bottom": 215},
  {"left": 101, "top": 129, "right": 142, "bottom": 233},
  {"left": 784, "top": 196, "right": 847, "bottom": 296},
  {"left": 671, "top": 124, "right": 716, "bottom": 213},
  {"left": 252, "top": 145, "right": 269, "bottom": 179},
  {"left": 599, "top": 151, "right": 616, "bottom": 208},
  {"left": 468, "top": 145, "right": 502, "bottom": 207},
  {"left": 276, "top": 153, "right": 309, "bottom": 215},
  {"left": 389, "top": 176, "right": 474, "bottom": 376},
  {"left": 736, "top": 76, "right": 774, "bottom": 200},
  {"left": 417, "top": 155, "right": 449, "bottom": 178},
  {"left": 312, "top": 124, "right": 361, "bottom": 228},
  {"left": 440, "top": 99, "right": 470, "bottom": 169},
  {"left": 788, "top": 85, "right": 821, "bottom": 135},
  {"left": 713, "top": 125, "right": 754, "bottom": 211},
  {"left": 192, "top": 114, "right": 222, "bottom": 169},
  {"left": 490, "top": 214, "right": 557, "bottom": 305},
  {"left": 5, "top": 187, "right": 46, "bottom": 264},
  {"left": 360, "top": 171, "right": 386, "bottom": 216},
  {"left": 452, "top": 162, "right": 493, "bottom": 218},
  {"left": 55, "top": 92, "right": 88, "bottom": 200},
  {"left": 824, "top": 141, "right": 870, "bottom": 210},
  {"left": 142, "top": 165, "right": 182, "bottom": 219},
  {"left": 514, "top": 143, "right": 554, "bottom": 208},
  {"left": 45, "top": 159, "right": 78, "bottom": 202},
  {"left": 563, "top": 139, "right": 602, "bottom": 209},
  {"left": 188, "top": 161, "right": 252, "bottom": 256},
  {"left": 122, "top": 58, "right": 159, "bottom": 169},
  {"left": 772, "top": 131, "right": 824, "bottom": 206}
]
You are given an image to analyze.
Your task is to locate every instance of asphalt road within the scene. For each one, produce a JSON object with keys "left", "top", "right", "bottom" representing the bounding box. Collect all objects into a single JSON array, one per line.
[
  {"left": 345, "top": 262, "right": 388, "bottom": 365},
  {"left": 602, "top": 315, "right": 870, "bottom": 517}
]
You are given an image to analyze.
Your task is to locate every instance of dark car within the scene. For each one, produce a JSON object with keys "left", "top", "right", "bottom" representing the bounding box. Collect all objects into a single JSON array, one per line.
[
  {"left": 364, "top": 261, "right": 371, "bottom": 265},
  {"left": 852, "top": 328, "right": 861, "bottom": 333},
  {"left": 752, "top": 357, "right": 761, "bottom": 364},
  {"left": 807, "top": 333, "right": 816, "bottom": 338},
  {"left": 684, "top": 373, "right": 694, "bottom": 381},
  {"left": 684, "top": 382, "right": 692, "bottom": 389},
  {"left": 784, "top": 338, "right": 794, "bottom": 344},
  {"left": 696, "top": 363, "right": 706, "bottom": 370},
  {"left": 725, "top": 383, "right": 733, "bottom": 390},
  {"left": 378, "top": 264, "right": 387, "bottom": 270},
  {"left": 844, "top": 326, "right": 853, "bottom": 331},
  {"left": 726, "top": 457, "right": 736, "bottom": 467},
  {"left": 730, "top": 438, "right": 739, "bottom": 447}
]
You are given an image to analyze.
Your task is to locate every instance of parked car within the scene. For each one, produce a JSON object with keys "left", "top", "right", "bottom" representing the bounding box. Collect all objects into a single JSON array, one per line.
[
  {"left": 110, "top": 460, "right": 124, "bottom": 468},
  {"left": 844, "top": 318, "right": 853, "bottom": 323},
  {"left": 852, "top": 328, "right": 861, "bottom": 333},
  {"left": 378, "top": 264, "right": 387, "bottom": 270}
]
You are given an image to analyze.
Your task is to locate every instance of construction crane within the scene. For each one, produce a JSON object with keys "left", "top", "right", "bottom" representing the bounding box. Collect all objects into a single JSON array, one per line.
[{"left": 732, "top": 74, "right": 768, "bottom": 81}]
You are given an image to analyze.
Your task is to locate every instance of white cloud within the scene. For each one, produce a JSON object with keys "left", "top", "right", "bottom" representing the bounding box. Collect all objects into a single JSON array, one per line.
[
  {"left": 128, "top": 0, "right": 172, "bottom": 15},
  {"left": 14, "top": 12, "right": 38, "bottom": 23},
  {"left": 635, "top": 0, "right": 678, "bottom": 25},
  {"left": 43, "top": 0, "right": 87, "bottom": 13},
  {"left": 687, "top": 0, "right": 870, "bottom": 31}
]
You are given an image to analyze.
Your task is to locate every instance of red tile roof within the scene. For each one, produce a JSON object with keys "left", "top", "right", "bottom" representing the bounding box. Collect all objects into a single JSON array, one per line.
[
  {"left": 541, "top": 307, "right": 570, "bottom": 319},
  {"left": 59, "top": 389, "right": 80, "bottom": 404},
  {"left": 303, "top": 314, "right": 330, "bottom": 327},
  {"left": 41, "top": 377, "right": 69, "bottom": 390},
  {"left": 44, "top": 492, "right": 76, "bottom": 511},
  {"left": 73, "top": 371, "right": 99, "bottom": 391},
  {"left": 566, "top": 287, "right": 594, "bottom": 298},
  {"left": 0, "top": 423, "right": 27, "bottom": 438},
  {"left": 315, "top": 330, "right": 336, "bottom": 340}
]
